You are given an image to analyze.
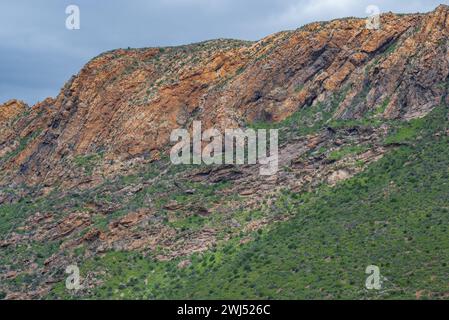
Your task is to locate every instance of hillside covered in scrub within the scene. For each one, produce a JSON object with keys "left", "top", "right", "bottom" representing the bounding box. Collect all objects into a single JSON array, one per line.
[{"left": 0, "top": 5, "right": 448, "bottom": 299}]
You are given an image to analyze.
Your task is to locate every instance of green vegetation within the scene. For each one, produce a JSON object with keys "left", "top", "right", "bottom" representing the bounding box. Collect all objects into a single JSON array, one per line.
[
  {"left": 371, "top": 97, "right": 390, "bottom": 116},
  {"left": 46, "top": 105, "right": 449, "bottom": 300},
  {"left": 383, "top": 106, "right": 447, "bottom": 145},
  {"left": 250, "top": 86, "right": 350, "bottom": 142},
  {"left": 383, "top": 41, "right": 398, "bottom": 56},
  {"left": 0, "top": 130, "right": 41, "bottom": 164},
  {"left": 294, "top": 84, "right": 304, "bottom": 92},
  {"left": 3, "top": 104, "right": 448, "bottom": 300},
  {"left": 328, "top": 145, "right": 370, "bottom": 162},
  {"left": 73, "top": 152, "right": 104, "bottom": 175},
  {"left": 0, "top": 187, "right": 65, "bottom": 235}
]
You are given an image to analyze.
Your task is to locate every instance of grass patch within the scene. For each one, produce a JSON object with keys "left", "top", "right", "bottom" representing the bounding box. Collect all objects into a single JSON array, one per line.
[
  {"left": 328, "top": 145, "right": 370, "bottom": 161},
  {"left": 73, "top": 152, "right": 104, "bottom": 175}
]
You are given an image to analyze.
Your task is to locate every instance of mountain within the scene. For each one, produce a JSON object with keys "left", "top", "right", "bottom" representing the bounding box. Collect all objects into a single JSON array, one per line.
[{"left": 0, "top": 5, "right": 448, "bottom": 299}]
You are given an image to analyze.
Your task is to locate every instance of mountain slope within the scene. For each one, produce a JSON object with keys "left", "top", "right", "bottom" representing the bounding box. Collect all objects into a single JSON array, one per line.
[
  {"left": 0, "top": 6, "right": 449, "bottom": 299},
  {"left": 51, "top": 105, "right": 449, "bottom": 300}
]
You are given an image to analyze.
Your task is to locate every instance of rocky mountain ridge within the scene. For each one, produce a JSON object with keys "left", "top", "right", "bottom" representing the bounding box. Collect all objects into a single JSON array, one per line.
[
  {"left": 0, "top": 5, "right": 448, "bottom": 299},
  {"left": 1, "top": 5, "right": 448, "bottom": 191}
]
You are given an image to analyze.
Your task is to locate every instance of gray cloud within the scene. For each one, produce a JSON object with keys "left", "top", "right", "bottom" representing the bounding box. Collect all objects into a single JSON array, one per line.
[{"left": 0, "top": 0, "right": 446, "bottom": 105}]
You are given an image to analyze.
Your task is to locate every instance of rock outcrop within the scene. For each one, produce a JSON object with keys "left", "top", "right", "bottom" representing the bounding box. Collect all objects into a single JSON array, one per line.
[{"left": 0, "top": 100, "right": 27, "bottom": 126}]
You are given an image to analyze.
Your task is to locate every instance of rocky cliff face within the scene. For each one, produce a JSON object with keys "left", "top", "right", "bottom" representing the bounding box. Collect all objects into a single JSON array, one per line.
[
  {"left": 0, "top": 100, "right": 27, "bottom": 159},
  {"left": 1, "top": 6, "right": 448, "bottom": 190},
  {"left": 0, "top": 100, "right": 27, "bottom": 126},
  {"left": 0, "top": 6, "right": 448, "bottom": 299}
]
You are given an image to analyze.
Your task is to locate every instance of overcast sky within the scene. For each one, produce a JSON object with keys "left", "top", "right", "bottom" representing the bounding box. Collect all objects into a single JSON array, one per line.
[{"left": 0, "top": 0, "right": 446, "bottom": 105}]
